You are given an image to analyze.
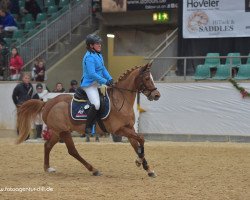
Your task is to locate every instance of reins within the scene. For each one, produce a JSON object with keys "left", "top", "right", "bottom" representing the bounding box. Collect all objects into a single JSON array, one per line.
[{"left": 108, "top": 68, "right": 157, "bottom": 112}]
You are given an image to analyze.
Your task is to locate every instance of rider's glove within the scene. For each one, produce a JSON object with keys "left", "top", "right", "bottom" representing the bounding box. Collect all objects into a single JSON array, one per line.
[{"left": 106, "top": 79, "right": 113, "bottom": 86}]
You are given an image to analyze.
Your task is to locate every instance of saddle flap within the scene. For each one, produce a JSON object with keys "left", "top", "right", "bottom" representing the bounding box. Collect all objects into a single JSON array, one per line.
[{"left": 70, "top": 91, "right": 111, "bottom": 121}]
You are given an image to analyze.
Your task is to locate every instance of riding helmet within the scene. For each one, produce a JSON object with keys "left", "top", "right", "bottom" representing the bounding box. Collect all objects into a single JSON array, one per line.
[{"left": 85, "top": 34, "right": 102, "bottom": 46}]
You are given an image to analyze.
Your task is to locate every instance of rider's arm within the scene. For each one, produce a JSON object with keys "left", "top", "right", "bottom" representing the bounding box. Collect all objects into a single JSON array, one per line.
[{"left": 85, "top": 56, "right": 108, "bottom": 84}]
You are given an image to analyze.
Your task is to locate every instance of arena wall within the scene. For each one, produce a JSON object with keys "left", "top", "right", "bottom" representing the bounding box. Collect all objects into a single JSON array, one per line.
[
  {"left": 2, "top": 81, "right": 250, "bottom": 141},
  {"left": 139, "top": 82, "right": 250, "bottom": 140},
  {"left": 0, "top": 82, "right": 18, "bottom": 129}
]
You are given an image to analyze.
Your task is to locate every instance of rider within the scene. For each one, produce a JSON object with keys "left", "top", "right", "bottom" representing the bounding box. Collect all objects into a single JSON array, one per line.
[{"left": 81, "top": 34, "right": 113, "bottom": 136}]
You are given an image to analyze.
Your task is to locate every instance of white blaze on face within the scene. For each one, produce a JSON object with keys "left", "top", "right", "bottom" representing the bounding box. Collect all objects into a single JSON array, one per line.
[{"left": 150, "top": 73, "right": 155, "bottom": 83}]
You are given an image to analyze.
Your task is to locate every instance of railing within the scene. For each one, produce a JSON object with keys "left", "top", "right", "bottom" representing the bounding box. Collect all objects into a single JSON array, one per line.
[
  {"left": 145, "top": 28, "right": 178, "bottom": 80},
  {"left": 145, "top": 55, "right": 250, "bottom": 81},
  {"left": 16, "top": 0, "right": 91, "bottom": 70}
]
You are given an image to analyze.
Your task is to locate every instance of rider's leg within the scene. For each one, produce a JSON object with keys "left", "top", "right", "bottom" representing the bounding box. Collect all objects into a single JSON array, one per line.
[{"left": 82, "top": 85, "right": 100, "bottom": 139}]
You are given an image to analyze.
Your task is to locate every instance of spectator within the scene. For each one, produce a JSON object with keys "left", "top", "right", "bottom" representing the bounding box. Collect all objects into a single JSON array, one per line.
[
  {"left": 12, "top": 72, "right": 33, "bottom": 107},
  {"left": 0, "top": 7, "right": 18, "bottom": 33},
  {"left": 0, "top": 42, "right": 8, "bottom": 80},
  {"left": 9, "top": 0, "right": 20, "bottom": 16},
  {"left": 0, "top": 0, "right": 11, "bottom": 12},
  {"left": 33, "top": 83, "right": 48, "bottom": 139},
  {"left": 52, "top": 82, "right": 65, "bottom": 93},
  {"left": 12, "top": 72, "right": 33, "bottom": 139},
  {"left": 23, "top": 0, "right": 42, "bottom": 20},
  {"left": 32, "top": 58, "right": 46, "bottom": 82},
  {"left": 68, "top": 80, "right": 78, "bottom": 93},
  {"left": 9, "top": 47, "right": 24, "bottom": 80}
]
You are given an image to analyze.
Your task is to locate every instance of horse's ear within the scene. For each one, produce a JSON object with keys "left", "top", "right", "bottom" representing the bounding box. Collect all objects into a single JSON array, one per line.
[{"left": 142, "top": 63, "right": 151, "bottom": 72}]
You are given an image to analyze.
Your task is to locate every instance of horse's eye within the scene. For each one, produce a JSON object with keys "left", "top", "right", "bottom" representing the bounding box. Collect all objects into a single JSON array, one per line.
[{"left": 145, "top": 77, "right": 150, "bottom": 81}]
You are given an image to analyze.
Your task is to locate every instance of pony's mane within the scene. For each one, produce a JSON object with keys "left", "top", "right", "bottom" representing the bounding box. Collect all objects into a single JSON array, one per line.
[
  {"left": 115, "top": 63, "right": 151, "bottom": 84},
  {"left": 114, "top": 66, "right": 141, "bottom": 84}
]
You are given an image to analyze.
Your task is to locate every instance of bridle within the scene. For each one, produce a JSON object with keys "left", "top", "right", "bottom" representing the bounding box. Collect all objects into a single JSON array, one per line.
[
  {"left": 110, "top": 69, "right": 157, "bottom": 111},
  {"left": 137, "top": 69, "right": 158, "bottom": 98}
]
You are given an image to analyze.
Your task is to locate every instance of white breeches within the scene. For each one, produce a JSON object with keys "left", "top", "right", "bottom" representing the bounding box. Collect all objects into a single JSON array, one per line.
[{"left": 82, "top": 84, "right": 100, "bottom": 110}]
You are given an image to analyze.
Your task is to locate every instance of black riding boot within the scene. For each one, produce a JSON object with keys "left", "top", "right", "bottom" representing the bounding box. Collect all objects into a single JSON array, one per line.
[{"left": 85, "top": 105, "right": 97, "bottom": 142}]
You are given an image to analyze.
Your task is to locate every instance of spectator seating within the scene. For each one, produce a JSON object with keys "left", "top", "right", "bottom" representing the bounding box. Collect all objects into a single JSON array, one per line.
[
  {"left": 45, "top": 0, "right": 56, "bottom": 9},
  {"left": 194, "top": 64, "right": 210, "bottom": 80},
  {"left": 246, "top": 53, "right": 250, "bottom": 64},
  {"left": 234, "top": 64, "right": 250, "bottom": 80},
  {"left": 212, "top": 65, "right": 231, "bottom": 80},
  {"left": 47, "top": 5, "right": 58, "bottom": 16},
  {"left": 24, "top": 21, "right": 36, "bottom": 32},
  {"left": 18, "top": 0, "right": 25, "bottom": 10},
  {"left": 36, "top": 13, "right": 47, "bottom": 24},
  {"left": 12, "top": 30, "right": 24, "bottom": 43},
  {"left": 225, "top": 52, "right": 241, "bottom": 66},
  {"left": 22, "top": 14, "right": 35, "bottom": 24},
  {"left": 59, "top": 0, "right": 70, "bottom": 8},
  {"left": 203, "top": 53, "right": 220, "bottom": 68},
  {"left": 193, "top": 53, "right": 220, "bottom": 80}
]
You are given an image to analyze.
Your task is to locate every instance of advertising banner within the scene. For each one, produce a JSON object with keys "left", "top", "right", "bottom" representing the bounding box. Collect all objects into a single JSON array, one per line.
[
  {"left": 183, "top": 0, "right": 250, "bottom": 38},
  {"left": 102, "top": 0, "right": 177, "bottom": 12}
]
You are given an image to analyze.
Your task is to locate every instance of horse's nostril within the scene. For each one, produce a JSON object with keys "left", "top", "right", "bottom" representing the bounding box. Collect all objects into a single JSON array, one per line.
[{"left": 154, "top": 95, "right": 160, "bottom": 100}]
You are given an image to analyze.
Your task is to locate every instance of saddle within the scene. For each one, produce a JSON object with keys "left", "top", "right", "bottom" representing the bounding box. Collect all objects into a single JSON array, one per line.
[{"left": 70, "top": 86, "right": 111, "bottom": 121}]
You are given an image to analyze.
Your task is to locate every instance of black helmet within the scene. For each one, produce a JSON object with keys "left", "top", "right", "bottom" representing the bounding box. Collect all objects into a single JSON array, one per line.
[
  {"left": 86, "top": 34, "right": 102, "bottom": 46},
  {"left": 70, "top": 80, "right": 78, "bottom": 86}
]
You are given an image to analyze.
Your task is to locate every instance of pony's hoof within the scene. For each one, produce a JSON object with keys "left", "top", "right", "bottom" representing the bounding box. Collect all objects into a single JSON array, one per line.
[
  {"left": 46, "top": 167, "right": 56, "bottom": 173},
  {"left": 148, "top": 171, "right": 157, "bottom": 178},
  {"left": 92, "top": 171, "right": 102, "bottom": 176}
]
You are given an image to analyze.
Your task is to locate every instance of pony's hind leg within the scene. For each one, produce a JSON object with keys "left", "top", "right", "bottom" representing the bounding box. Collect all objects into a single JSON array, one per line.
[
  {"left": 60, "top": 131, "right": 101, "bottom": 176},
  {"left": 116, "top": 127, "right": 156, "bottom": 178},
  {"left": 44, "top": 132, "right": 59, "bottom": 172}
]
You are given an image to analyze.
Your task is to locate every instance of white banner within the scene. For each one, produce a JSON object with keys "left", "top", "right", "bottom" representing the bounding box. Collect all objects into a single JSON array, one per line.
[
  {"left": 139, "top": 82, "right": 250, "bottom": 136},
  {"left": 183, "top": 0, "right": 250, "bottom": 38}
]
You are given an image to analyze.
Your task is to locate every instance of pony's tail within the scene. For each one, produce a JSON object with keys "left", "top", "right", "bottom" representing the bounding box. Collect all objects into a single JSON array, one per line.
[{"left": 16, "top": 99, "right": 46, "bottom": 144}]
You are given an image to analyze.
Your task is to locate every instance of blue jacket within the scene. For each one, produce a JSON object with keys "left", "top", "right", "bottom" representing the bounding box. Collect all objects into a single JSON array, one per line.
[
  {"left": 0, "top": 12, "right": 17, "bottom": 28},
  {"left": 81, "top": 51, "right": 112, "bottom": 87}
]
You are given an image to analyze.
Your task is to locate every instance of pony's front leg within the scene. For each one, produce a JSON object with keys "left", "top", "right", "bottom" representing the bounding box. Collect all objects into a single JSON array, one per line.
[
  {"left": 115, "top": 127, "right": 156, "bottom": 178},
  {"left": 60, "top": 131, "right": 101, "bottom": 176}
]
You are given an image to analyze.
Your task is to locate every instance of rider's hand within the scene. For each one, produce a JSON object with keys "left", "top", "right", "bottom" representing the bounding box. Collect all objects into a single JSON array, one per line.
[{"left": 106, "top": 79, "right": 113, "bottom": 86}]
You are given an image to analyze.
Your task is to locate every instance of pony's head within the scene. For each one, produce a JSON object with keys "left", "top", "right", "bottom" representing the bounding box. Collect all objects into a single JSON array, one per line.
[{"left": 138, "top": 64, "right": 161, "bottom": 101}]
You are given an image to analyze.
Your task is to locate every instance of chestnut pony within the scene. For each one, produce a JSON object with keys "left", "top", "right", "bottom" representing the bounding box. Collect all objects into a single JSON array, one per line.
[{"left": 16, "top": 64, "right": 161, "bottom": 177}]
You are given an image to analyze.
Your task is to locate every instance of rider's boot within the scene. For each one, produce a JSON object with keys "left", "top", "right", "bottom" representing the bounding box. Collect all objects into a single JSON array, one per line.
[{"left": 85, "top": 105, "right": 97, "bottom": 142}]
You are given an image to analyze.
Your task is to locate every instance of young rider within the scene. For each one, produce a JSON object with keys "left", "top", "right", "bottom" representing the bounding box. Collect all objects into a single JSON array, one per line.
[{"left": 81, "top": 34, "right": 113, "bottom": 136}]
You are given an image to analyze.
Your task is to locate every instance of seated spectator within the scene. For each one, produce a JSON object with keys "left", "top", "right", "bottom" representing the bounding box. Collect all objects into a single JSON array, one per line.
[
  {"left": 52, "top": 82, "right": 65, "bottom": 93},
  {"left": 23, "top": 0, "right": 42, "bottom": 20},
  {"left": 32, "top": 58, "right": 46, "bottom": 82},
  {"left": 0, "top": 7, "right": 18, "bottom": 33},
  {"left": 0, "top": 42, "right": 8, "bottom": 80},
  {"left": 9, "top": 47, "right": 24, "bottom": 80},
  {"left": 68, "top": 80, "right": 78, "bottom": 93}
]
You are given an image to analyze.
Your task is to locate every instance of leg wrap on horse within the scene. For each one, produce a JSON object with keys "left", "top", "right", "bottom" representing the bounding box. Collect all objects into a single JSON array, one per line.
[
  {"left": 137, "top": 145, "right": 144, "bottom": 158},
  {"left": 142, "top": 158, "right": 149, "bottom": 171}
]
